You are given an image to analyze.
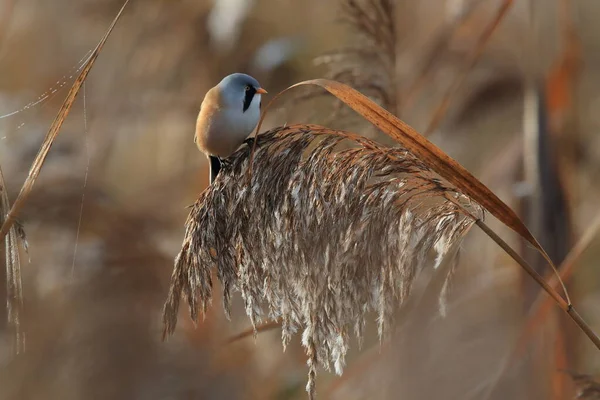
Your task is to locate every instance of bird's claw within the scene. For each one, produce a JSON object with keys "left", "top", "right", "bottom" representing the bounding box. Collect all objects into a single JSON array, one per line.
[
  {"left": 244, "top": 137, "right": 256, "bottom": 148},
  {"left": 218, "top": 157, "right": 233, "bottom": 168}
]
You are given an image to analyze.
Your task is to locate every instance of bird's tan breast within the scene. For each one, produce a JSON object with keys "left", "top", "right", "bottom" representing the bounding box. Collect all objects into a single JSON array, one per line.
[
  {"left": 195, "top": 87, "right": 221, "bottom": 155},
  {"left": 195, "top": 87, "right": 248, "bottom": 158}
]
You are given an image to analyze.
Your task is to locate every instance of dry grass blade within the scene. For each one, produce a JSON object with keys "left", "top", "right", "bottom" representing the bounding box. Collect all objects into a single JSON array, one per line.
[
  {"left": 0, "top": 0, "right": 130, "bottom": 243},
  {"left": 225, "top": 320, "right": 281, "bottom": 345},
  {"left": 0, "top": 163, "right": 25, "bottom": 354},
  {"left": 164, "top": 124, "right": 481, "bottom": 399},
  {"left": 252, "top": 78, "right": 562, "bottom": 288},
  {"left": 423, "top": 0, "right": 514, "bottom": 136}
]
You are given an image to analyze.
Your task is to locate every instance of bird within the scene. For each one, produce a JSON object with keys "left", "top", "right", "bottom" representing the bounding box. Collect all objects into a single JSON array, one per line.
[{"left": 194, "top": 73, "right": 267, "bottom": 184}]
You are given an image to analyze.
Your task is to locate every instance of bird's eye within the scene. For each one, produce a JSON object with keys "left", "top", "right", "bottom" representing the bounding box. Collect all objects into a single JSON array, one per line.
[{"left": 245, "top": 85, "right": 251, "bottom": 92}]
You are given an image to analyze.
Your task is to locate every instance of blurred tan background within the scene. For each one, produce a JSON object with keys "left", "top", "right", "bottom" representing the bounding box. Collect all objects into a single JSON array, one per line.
[{"left": 1, "top": 0, "right": 600, "bottom": 399}]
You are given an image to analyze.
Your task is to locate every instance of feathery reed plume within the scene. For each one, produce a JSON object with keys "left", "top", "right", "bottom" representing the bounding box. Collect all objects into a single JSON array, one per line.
[
  {"left": 333, "top": 0, "right": 395, "bottom": 108},
  {"left": 290, "top": 0, "right": 395, "bottom": 130},
  {"left": 0, "top": 164, "right": 26, "bottom": 354},
  {"left": 163, "top": 124, "right": 482, "bottom": 398},
  {"left": 298, "top": 0, "right": 514, "bottom": 137}
]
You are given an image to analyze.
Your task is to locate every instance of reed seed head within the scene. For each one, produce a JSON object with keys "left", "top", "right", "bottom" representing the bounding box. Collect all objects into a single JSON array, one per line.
[{"left": 162, "top": 124, "right": 482, "bottom": 398}]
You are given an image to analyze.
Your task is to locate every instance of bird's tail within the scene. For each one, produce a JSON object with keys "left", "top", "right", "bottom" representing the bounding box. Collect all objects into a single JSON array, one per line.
[{"left": 209, "top": 155, "right": 221, "bottom": 184}]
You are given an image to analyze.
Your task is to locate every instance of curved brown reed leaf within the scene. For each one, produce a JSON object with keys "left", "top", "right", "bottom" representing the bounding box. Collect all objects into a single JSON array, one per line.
[
  {"left": 164, "top": 124, "right": 481, "bottom": 399},
  {"left": 252, "top": 79, "right": 563, "bottom": 292},
  {"left": 0, "top": 0, "right": 130, "bottom": 243}
]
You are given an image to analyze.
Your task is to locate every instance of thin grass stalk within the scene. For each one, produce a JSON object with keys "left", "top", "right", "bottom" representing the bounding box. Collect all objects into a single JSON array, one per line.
[
  {"left": 441, "top": 193, "right": 600, "bottom": 352},
  {"left": 444, "top": 191, "right": 569, "bottom": 308},
  {"left": 475, "top": 219, "right": 600, "bottom": 390},
  {"left": 474, "top": 220, "right": 573, "bottom": 319},
  {"left": 225, "top": 319, "right": 281, "bottom": 345},
  {"left": 479, "top": 211, "right": 600, "bottom": 399},
  {"left": 482, "top": 218, "right": 600, "bottom": 349}
]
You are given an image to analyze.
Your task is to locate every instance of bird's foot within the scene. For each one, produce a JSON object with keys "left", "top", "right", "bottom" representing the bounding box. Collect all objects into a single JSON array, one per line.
[
  {"left": 218, "top": 157, "right": 233, "bottom": 169},
  {"left": 243, "top": 137, "right": 257, "bottom": 148}
]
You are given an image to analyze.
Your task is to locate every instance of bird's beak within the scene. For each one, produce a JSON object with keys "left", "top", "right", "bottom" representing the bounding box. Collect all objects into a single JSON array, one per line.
[{"left": 256, "top": 87, "right": 268, "bottom": 94}]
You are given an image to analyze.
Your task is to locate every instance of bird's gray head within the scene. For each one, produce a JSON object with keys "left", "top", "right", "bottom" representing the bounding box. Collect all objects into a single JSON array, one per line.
[{"left": 217, "top": 73, "right": 266, "bottom": 113}]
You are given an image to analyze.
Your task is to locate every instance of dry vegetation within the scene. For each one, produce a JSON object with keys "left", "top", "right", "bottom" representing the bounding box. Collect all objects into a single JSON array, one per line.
[
  {"left": 2, "top": 0, "right": 600, "bottom": 399},
  {"left": 162, "top": 124, "right": 481, "bottom": 396}
]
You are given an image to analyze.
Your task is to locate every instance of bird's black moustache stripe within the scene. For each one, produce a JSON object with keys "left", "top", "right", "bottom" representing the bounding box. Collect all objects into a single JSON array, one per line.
[{"left": 242, "top": 86, "right": 257, "bottom": 113}]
